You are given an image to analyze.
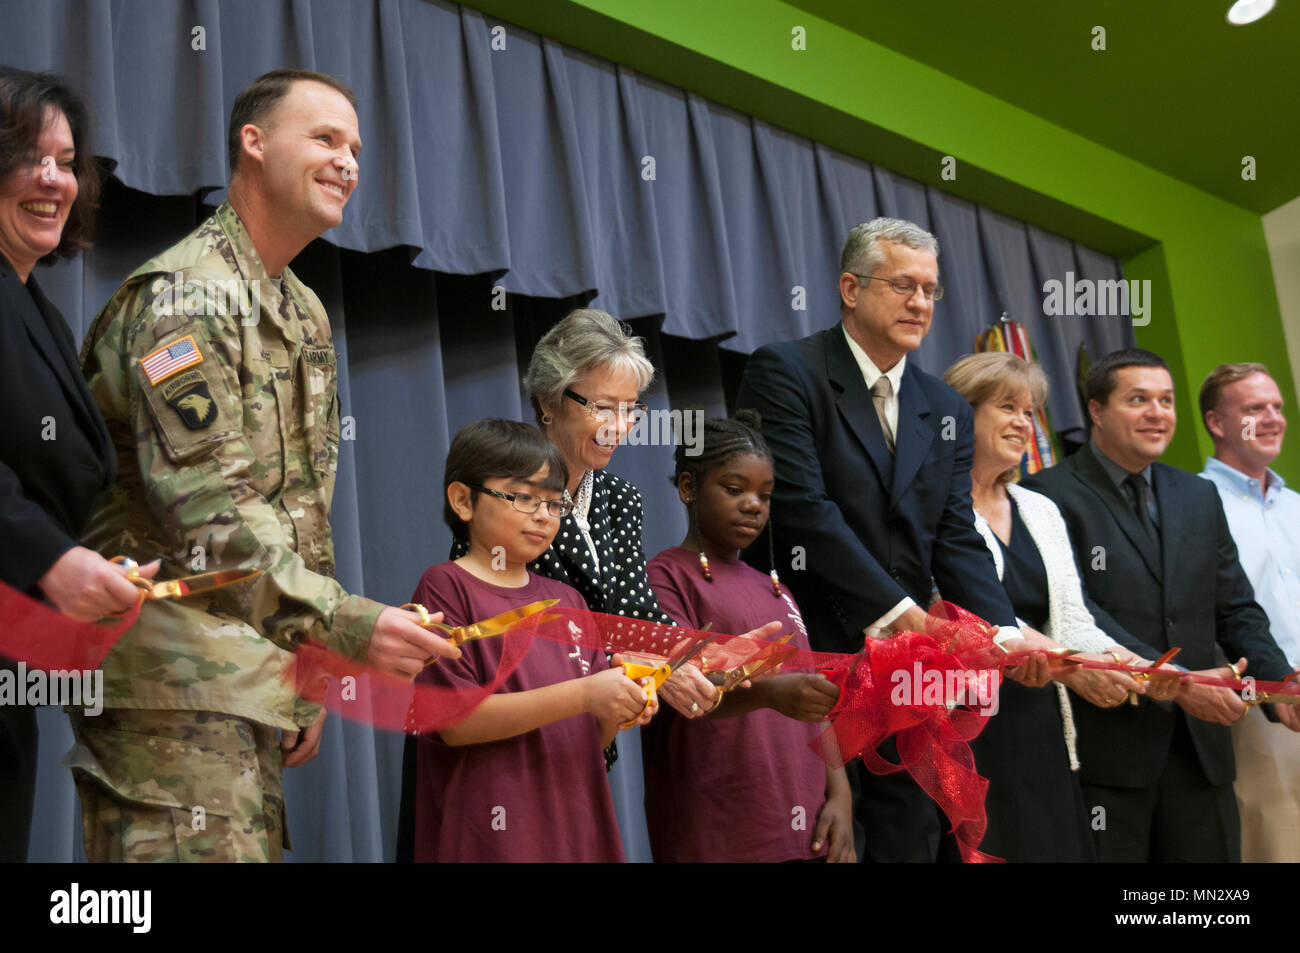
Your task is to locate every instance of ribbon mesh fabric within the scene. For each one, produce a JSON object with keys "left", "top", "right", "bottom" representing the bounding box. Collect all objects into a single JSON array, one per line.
[
  {"left": 0, "top": 579, "right": 142, "bottom": 671},
  {"left": 5, "top": 577, "right": 1297, "bottom": 863}
]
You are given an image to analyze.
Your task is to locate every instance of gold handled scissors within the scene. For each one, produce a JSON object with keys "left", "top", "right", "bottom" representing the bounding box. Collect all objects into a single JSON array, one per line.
[
  {"left": 1133, "top": 647, "right": 1183, "bottom": 681},
  {"left": 1009, "top": 646, "right": 1083, "bottom": 673},
  {"left": 619, "top": 631, "right": 721, "bottom": 726},
  {"left": 1245, "top": 669, "right": 1300, "bottom": 707},
  {"left": 708, "top": 632, "right": 796, "bottom": 697},
  {"left": 1124, "top": 647, "right": 1182, "bottom": 705},
  {"left": 112, "top": 555, "right": 262, "bottom": 600},
  {"left": 1247, "top": 692, "right": 1300, "bottom": 706},
  {"left": 401, "top": 599, "right": 562, "bottom": 664}
]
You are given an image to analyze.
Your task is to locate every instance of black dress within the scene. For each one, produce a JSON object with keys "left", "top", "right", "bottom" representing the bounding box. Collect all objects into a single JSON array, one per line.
[{"left": 967, "top": 499, "right": 1095, "bottom": 862}]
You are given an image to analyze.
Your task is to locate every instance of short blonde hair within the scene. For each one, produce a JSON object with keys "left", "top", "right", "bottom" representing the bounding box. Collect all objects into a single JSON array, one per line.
[
  {"left": 524, "top": 308, "right": 656, "bottom": 424},
  {"left": 943, "top": 352, "right": 1049, "bottom": 484},
  {"left": 1199, "top": 362, "right": 1272, "bottom": 429}
]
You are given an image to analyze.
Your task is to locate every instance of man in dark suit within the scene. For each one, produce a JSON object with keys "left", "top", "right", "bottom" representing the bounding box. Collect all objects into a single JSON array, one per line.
[
  {"left": 737, "top": 218, "right": 1033, "bottom": 862},
  {"left": 1022, "top": 348, "right": 1300, "bottom": 862}
]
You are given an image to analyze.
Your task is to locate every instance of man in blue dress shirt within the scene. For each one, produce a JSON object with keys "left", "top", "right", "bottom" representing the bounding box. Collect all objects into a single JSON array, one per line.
[{"left": 1199, "top": 362, "right": 1300, "bottom": 862}]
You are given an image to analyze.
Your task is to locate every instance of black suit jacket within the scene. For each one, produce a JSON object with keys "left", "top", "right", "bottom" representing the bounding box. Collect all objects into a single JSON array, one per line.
[
  {"left": 1021, "top": 443, "right": 1291, "bottom": 788},
  {"left": 0, "top": 257, "right": 115, "bottom": 594},
  {"left": 736, "top": 325, "right": 1015, "bottom": 655}
]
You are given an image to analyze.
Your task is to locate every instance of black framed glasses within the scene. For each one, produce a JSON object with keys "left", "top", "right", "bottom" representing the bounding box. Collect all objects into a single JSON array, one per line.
[
  {"left": 853, "top": 273, "right": 944, "bottom": 301},
  {"left": 563, "top": 388, "right": 648, "bottom": 424},
  {"left": 470, "top": 485, "right": 573, "bottom": 518}
]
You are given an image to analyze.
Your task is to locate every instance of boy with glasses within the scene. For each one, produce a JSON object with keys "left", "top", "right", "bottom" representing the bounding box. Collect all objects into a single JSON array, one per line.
[{"left": 407, "top": 418, "right": 657, "bottom": 861}]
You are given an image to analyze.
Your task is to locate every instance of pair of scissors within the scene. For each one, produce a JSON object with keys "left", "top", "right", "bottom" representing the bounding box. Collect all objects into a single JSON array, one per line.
[
  {"left": 619, "top": 631, "right": 720, "bottom": 726},
  {"left": 1245, "top": 669, "right": 1300, "bottom": 707},
  {"left": 1125, "top": 647, "right": 1183, "bottom": 705},
  {"left": 1010, "top": 646, "right": 1081, "bottom": 670},
  {"left": 401, "top": 599, "right": 562, "bottom": 664},
  {"left": 112, "top": 555, "right": 262, "bottom": 600},
  {"left": 707, "top": 632, "right": 796, "bottom": 697}
]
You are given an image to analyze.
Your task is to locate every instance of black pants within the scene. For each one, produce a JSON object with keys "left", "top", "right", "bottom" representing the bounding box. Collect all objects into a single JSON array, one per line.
[
  {"left": 1083, "top": 713, "right": 1240, "bottom": 863},
  {"left": 0, "top": 699, "right": 37, "bottom": 862},
  {"left": 849, "top": 736, "right": 961, "bottom": 863}
]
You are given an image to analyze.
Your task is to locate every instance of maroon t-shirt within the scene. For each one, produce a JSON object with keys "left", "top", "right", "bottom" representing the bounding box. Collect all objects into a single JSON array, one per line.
[
  {"left": 643, "top": 547, "right": 828, "bottom": 862},
  {"left": 410, "top": 562, "right": 625, "bottom": 862}
]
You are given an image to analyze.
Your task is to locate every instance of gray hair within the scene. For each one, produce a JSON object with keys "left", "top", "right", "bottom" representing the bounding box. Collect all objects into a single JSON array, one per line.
[
  {"left": 839, "top": 217, "right": 940, "bottom": 278},
  {"left": 524, "top": 308, "right": 656, "bottom": 424}
]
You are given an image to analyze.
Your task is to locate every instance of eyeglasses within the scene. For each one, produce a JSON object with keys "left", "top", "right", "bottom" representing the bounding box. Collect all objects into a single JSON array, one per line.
[
  {"left": 853, "top": 273, "right": 944, "bottom": 301},
  {"left": 470, "top": 486, "right": 574, "bottom": 519},
  {"left": 563, "top": 388, "right": 648, "bottom": 425}
]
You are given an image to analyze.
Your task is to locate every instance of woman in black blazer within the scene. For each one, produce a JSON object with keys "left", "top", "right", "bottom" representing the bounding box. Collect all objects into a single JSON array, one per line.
[{"left": 0, "top": 67, "right": 154, "bottom": 861}]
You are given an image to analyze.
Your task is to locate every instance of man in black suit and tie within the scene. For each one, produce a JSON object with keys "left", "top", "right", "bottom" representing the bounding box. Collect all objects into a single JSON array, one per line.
[
  {"left": 1022, "top": 348, "right": 1300, "bottom": 862},
  {"left": 737, "top": 218, "right": 1037, "bottom": 862}
]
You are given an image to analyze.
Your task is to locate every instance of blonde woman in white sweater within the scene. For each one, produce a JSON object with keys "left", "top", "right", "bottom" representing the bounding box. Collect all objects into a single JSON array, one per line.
[{"left": 943, "top": 352, "right": 1145, "bottom": 861}]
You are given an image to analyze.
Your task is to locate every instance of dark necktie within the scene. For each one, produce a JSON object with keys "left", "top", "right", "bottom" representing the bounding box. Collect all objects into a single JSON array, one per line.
[
  {"left": 1124, "top": 473, "right": 1155, "bottom": 535},
  {"left": 1123, "top": 472, "right": 1163, "bottom": 580}
]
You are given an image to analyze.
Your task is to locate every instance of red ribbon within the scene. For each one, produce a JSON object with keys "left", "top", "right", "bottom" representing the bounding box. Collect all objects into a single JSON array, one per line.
[
  {"left": 289, "top": 604, "right": 808, "bottom": 735},
  {"left": 1017, "top": 654, "right": 1300, "bottom": 699},
  {"left": 10, "top": 571, "right": 1292, "bottom": 863},
  {"left": 813, "top": 604, "right": 1008, "bottom": 863},
  {"left": 0, "top": 578, "right": 142, "bottom": 671},
  {"left": 290, "top": 600, "right": 1012, "bottom": 861},
  {"left": 290, "top": 620, "right": 546, "bottom": 736}
]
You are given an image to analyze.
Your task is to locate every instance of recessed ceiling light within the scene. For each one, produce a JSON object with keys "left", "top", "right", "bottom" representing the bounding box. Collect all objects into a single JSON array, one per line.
[{"left": 1226, "top": 0, "right": 1276, "bottom": 25}]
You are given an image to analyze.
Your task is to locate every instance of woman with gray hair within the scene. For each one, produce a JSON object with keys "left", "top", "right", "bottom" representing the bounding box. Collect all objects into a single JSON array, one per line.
[
  {"left": 397, "top": 310, "right": 726, "bottom": 858},
  {"left": 943, "top": 351, "right": 1147, "bottom": 861},
  {"left": 517, "top": 309, "right": 722, "bottom": 719}
]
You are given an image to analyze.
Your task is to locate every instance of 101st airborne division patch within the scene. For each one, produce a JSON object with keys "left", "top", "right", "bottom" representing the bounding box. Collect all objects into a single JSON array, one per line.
[
  {"left": 159, "top": 369, "right": 217, "bottom": 429},
  {"left": 139, "top": 335, "right": 217, "bottom": 431}
]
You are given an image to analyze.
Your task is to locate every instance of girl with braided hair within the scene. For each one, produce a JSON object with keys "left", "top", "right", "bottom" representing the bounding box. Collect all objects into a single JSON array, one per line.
[{"left": 641, "top": 410, "right": 855, "bottom": 862}]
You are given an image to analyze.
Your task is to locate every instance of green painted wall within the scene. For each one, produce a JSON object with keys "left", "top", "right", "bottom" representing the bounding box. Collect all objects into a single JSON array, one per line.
[{"left": 466, "top": 0, "right": 1296, "bottom": 474}]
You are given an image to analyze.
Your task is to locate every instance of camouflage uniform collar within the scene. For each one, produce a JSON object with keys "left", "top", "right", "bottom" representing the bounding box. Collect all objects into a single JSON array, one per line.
[
  {"left": 213, "top": 200, "right": 316, "bottom": 342},
  {"left": 214, "top": 201, "right": 277, "bottom": 285}
]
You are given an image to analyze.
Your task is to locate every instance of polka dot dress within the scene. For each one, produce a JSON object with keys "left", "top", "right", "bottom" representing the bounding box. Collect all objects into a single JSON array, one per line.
[{"left": 535, "top": 471, "right": 673, "bottom": 624}]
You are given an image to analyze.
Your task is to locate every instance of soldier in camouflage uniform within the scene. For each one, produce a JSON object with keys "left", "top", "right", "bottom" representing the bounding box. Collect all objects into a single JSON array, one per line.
[{"left": 68, "top": 69, "right": 457, "bottom": 862}]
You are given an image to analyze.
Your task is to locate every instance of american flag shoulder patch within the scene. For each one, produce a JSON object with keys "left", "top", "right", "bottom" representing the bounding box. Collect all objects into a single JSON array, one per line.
[{"left": 140, "top": 334, "right": 204, "bottom": 386}]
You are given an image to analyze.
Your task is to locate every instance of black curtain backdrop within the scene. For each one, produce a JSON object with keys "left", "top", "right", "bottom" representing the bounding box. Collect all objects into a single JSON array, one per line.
[{"left": 3, "top": 0, "right": 1134, "bottom": 861}]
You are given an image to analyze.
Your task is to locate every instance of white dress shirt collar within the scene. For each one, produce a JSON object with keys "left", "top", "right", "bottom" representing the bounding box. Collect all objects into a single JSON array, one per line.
[
  {"left": 842, "top": 324, "right": 905, "bottom": 440},
  {"left": 842, "top": 323, "right": 906, "bottom": 393}
]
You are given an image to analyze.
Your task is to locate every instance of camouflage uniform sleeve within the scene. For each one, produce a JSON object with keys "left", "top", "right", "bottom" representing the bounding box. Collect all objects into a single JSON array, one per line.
[{"left": 85, "top": 278, "right": 383, "bottom": 663}]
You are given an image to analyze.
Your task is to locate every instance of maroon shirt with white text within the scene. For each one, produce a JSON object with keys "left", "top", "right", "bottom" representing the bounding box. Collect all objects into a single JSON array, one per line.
[
  {"left": 411, "top": 562, "right": 623, "bottom": 862},
  {"left": 643, "top": 547, "right": 828, "bottom": 862}
]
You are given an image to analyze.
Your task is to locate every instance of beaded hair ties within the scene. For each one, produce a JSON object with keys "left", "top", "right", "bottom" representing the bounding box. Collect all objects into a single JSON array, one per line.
[{"left": 692, "top": 518, "right": 781, "bottom": 597}]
